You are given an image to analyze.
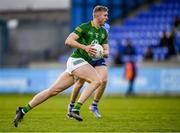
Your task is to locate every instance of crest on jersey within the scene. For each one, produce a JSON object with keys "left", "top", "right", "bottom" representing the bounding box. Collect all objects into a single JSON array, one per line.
[{"left": 91, "top": 39, "right": 99, "bottom": 45}]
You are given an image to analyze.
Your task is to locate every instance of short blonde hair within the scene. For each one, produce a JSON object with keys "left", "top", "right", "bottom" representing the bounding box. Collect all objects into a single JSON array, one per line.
[{"left": 93, "top": 5, "right": 108, "bottom": 17}]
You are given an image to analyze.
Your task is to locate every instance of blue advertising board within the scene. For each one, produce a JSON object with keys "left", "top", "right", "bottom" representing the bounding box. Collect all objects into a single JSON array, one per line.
[{"left": 0, "top": 67, "right": 180, "bottom": 94}]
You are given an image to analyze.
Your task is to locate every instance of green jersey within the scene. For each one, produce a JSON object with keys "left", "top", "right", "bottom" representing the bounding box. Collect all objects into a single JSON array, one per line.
[{"left": 70, "top": 21, "right": 108, "bottom": 62}]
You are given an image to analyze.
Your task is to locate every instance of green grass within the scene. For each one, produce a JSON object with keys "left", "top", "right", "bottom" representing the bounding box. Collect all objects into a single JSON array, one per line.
[{"left": 0, "top": 94, "right": 180, "bottom": 132}]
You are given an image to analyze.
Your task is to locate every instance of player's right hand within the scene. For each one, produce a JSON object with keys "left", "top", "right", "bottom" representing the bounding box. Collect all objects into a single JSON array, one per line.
[{"left": 84, "top": 45, "right": 97, "bottom": 56}]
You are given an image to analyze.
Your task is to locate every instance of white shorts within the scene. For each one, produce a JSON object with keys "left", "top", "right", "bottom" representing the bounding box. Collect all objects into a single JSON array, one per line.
[{"left": 66, "top": 57, "right": 89, "bottom": 74}]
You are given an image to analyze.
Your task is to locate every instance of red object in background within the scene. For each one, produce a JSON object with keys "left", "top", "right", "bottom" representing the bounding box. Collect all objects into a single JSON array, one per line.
[{"left": 125, "top": 61, "right": 136, "bottom": 81}]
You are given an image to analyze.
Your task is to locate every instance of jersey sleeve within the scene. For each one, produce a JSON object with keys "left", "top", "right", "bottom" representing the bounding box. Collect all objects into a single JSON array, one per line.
[{"left": 73, "top": 24, "right": 86, "bottom": 37}]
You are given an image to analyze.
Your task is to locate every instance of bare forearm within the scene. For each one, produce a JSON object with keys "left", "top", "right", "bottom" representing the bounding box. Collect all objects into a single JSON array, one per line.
[
  {"left": 103, "top": 50, "right": 109, "bottom": 58},
  {"left": 102, "top": 44, "right": 109, "bottom": 58},
  {"left": 65, "top": 38, "right": 85, "bottom": 50}
]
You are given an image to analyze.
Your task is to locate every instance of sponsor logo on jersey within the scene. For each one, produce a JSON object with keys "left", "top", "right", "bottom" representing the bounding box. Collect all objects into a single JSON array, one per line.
[
  {"left": 101, "top": 34, "right": 105, "bottom": 39},
  {"left": 95, "top": 33, "right": 99, "bottom": 38},
  {"left": 88, "top": 31, "right": 93, "bottom": 35},
  {"left": 75, "top": 27, "right": 82, "bottom": 32}
]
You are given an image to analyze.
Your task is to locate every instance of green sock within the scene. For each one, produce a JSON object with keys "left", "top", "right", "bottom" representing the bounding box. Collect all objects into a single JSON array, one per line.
[
  {"left": 72, "top": 102, "right": 82, "bottom": 111},
  {"left": 22, "top": 104, "right": 32, "bottom": 114}
]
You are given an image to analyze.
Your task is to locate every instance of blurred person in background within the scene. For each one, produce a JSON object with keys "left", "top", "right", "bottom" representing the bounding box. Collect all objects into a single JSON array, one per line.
[
  {"left": 159, "top": 30, "right": 176, "bottom": 58},
  {"left": 67, "top": 23, "right": 110, "bottom": 119},
  {"left": 114, "top": 38, "right": 136, "bottom": 65},
  {"left": 144, "top": 46, "right": 153, "bottom": 60},
  {"left": 174, "top": 16, "right": 180, "bottom": 31},
  {"left": 13, "top": 5, "right": 109, "bottom": 127},
  {"left": 124, "top": 57, "right": 137, "bottom": 96},
  {"left": 121, "top": 39, "right": 137, "bottom": 95},
  {"left": 168, "top": 29, "right": 176, "bottom": 56},
  {"left": 124, "top": 38, "right": 136, "bottom": 56}
]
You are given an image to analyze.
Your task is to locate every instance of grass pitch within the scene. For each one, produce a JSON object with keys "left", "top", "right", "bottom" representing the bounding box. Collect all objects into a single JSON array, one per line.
[{"left": 0, "top": 94, "right": 180, "bottom": 132}]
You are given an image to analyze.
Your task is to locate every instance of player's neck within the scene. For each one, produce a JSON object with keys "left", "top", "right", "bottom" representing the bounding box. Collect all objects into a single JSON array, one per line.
[{"left": 91, "top": 20, "right": 101, "bottom": 29}]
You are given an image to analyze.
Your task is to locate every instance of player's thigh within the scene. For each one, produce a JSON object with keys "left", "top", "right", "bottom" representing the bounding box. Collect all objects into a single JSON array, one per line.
[
  {"left": 95, "top": 65, "right": 108, "bottom": 82},
  {"left": 49, "top": 71, "right": 74, "bottom": 92},
  {"left": 72, "top": 64, "right": 100, "bottom": 83}
]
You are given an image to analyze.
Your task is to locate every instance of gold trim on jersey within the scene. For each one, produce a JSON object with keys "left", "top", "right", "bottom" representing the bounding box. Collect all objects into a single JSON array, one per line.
[
  {"left": 91, "top": 21, "right": 100, "bottom": 29},
  {"left": 75, "top": 27, "right": 82, "bottom": 32}
]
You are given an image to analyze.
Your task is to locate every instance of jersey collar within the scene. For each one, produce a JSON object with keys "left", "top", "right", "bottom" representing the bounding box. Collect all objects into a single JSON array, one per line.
[{"left": 91, "top": 21, "right": 100, "bottom": 29}]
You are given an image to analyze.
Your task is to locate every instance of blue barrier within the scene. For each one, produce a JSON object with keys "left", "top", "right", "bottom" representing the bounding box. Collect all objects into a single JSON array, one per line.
[{"left": 0, "top": 67, "right": 180, "bottom": 94}]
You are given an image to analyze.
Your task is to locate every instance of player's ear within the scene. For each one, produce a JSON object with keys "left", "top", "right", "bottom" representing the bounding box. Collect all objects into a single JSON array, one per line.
[
  {"left": 94, "top": 12, "right": 101, "bottom": 18},
  {"left": 94, "top": 12, "right": 98, "bottom": 18},
  {"left": 97, "top": 12, "right": 102, "bottom": 17}
]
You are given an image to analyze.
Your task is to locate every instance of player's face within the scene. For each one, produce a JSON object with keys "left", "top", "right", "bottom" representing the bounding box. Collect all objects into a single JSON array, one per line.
[{"left": 97, "top": 11, "right": 108, "bottom": 26}]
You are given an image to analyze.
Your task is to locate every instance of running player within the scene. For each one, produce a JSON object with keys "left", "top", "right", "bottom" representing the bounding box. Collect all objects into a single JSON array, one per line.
[
  {"left": 13, "top": 5, "right": 108, "bottom": 127},
  {"left": 67, "top": 23, "right": 110, "bottom": 119}
]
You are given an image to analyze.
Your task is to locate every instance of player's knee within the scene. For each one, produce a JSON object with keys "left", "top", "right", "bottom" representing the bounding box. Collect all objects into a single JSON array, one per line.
[
  {"left": 101, "top": 78, "right": 107, "bottom": 85},
  {"left": 93, "top": 78, "right": 102, "bottom": 88}
]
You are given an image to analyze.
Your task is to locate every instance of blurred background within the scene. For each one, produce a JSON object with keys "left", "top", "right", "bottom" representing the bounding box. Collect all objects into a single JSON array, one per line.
[{"left": 0, "top": 0, "right": 180, "bottom": 95}]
